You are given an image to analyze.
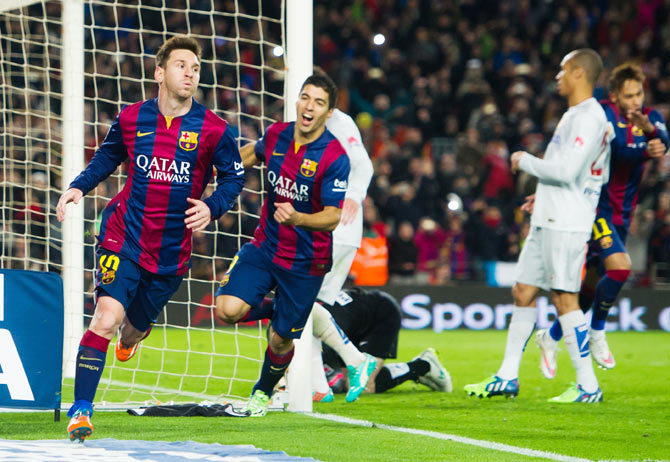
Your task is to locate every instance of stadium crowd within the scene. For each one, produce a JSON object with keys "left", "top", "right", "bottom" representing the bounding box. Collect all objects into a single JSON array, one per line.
[{"left": 2, "top": 0, "right": 669, "bottom": 287}]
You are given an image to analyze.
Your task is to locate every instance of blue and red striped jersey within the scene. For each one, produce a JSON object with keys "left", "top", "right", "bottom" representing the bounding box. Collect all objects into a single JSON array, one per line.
[
  {"left": 70, "top": 98, "right": 245, "bottom": 275},
  {"left": 597, "top": 100, "right": 669, "bottom": 228},
  {"left": 252, "top": 122, "right": 350, "bottom": 276}
]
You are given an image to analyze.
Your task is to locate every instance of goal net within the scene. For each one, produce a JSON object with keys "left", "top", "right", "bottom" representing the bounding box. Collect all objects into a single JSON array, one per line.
[{"left": 0, "top": 0, "right": 302, "bottom": 408}]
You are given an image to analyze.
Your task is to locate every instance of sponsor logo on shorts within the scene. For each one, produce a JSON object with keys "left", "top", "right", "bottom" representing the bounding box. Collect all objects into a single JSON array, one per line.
[
  {"left": 219, "top": 274, "right": 230, "bottom": 287},
  {"left": 290, "top": 326, "right": 305, "bottom": 333}
]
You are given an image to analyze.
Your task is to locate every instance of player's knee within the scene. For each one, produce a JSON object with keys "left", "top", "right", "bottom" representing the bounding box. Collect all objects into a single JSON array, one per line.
[
  {"left": 214, "top": 296, "right": 245, "bottom": 324},
  {"left": 511, "top": 283, "right": 530, "bottom": 306},
  {"left": 268, "top": 329, "right": 293, "bottom": 354}
]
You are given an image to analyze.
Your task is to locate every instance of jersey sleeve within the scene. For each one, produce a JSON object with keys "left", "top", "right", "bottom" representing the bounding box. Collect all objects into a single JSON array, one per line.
[
  {"left": 646, "top": 109, "right": 669, "bottom": 149},
  {"left": 254, "top": 126, "right": 270, "bottom": 163},
  {"left": 519, "top": 113, "right": 610, "bottom": 184},
  {"left": 320, "top": 153, "right": 350, "bottom": 208},
  {"left": 202, "top": 124, "right": 245, "bottom": 220},
  {"left": 69, "top": 114, "right": 128, "bottom": 195}
]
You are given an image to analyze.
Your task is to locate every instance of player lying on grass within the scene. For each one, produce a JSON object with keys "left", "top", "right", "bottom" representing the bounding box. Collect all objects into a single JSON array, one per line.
[{"left": 311, "top": 288, "right": 451, "bottom": 401}]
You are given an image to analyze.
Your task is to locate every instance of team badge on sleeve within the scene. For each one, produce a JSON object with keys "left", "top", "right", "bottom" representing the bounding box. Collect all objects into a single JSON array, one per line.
[
  {"left": 179, "top": 131, "right": 199, "bottom": 151},
  {"left": 300, "top": 159, "right": 318, "bottom": 177}
]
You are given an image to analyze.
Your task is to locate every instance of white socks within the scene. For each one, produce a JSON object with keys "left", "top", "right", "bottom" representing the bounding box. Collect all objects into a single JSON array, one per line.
[
  {"left": 310, "top": 336, "right": 330, "bottom": 394},
  {"left": 497, "top": 306, "right": 537, "bottom": 380},
  {"left": 312, "top": 302, "right": 365, "bottom": 367},
  {"left": 559, "top": 310, "right": 599, "bottom": 393}
]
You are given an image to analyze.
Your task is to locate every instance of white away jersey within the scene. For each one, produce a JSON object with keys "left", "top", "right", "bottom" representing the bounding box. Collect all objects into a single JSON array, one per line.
[
  {"left": 326, "top": 109, "right": 373, "bottom": 248},
  {"left": 519, "top": 97, "right": 613, "bottom": 232}
]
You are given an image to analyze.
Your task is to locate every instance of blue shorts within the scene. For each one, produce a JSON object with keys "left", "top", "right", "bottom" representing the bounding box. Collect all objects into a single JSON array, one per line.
[
  {"left": 215, "top": 243, "right": 324, "bottom": 339},
  {"left": 94, "top": 247, "right": 184, "bottom": 332},
  {"left": 587, "top": 217, "right": 628, "bottom": 267}
]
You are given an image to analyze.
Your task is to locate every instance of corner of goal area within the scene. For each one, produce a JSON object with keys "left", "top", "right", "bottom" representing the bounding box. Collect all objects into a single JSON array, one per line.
[{"left": 0, "top": 439, "right": 324, "bottom": 461}]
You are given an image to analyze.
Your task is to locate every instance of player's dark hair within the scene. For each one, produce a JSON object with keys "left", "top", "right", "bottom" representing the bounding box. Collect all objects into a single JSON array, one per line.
[
  {"left": 300, "top": 72, "right": 338, "bottom": 109},
  {"left": 569, "top": 48, "right": 603, "bottom": 86},
  {"left": 608, "top": 62, "right": 645, "bottom": 93},
  {"left": 156, "top": 36, "right": 202, "bottom": 68}
]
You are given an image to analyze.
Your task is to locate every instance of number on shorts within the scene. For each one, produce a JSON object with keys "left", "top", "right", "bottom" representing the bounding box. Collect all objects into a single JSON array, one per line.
[
  {"left": 99, "top": 254, "right": 120, "bottom": 272},
  {"left": 592, "top": 218, "right": 612, "bottom": 241}
]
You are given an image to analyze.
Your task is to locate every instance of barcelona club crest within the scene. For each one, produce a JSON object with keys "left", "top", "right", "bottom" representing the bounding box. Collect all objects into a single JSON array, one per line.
[
  {"left": 300, "top": 158, "right": 318, "bottom": 177},
  {"left": 179, "top": 131, "right": 199, "bottom": 151},
  {"left": 600, "top": 236, "right": 614, "bottom": 249},
  {"left": 101, "top": 270, "right": 116, "bottom": 284}
]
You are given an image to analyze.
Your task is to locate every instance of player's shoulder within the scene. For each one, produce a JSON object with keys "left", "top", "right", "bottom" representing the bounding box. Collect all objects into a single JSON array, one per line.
[
  {"left": 322, "top": 129, "right": 348, "bottom": 161},
  {"left": 119, "top": 99, "right": 152, "bottom": 120},
  {"left": 643, "top": 106, "right": 666, "bottom": 123},
  {"left": 265, "top": 121, "right": 292, "bottom": 138},
  {"left": 573, "top": 98, "right": 607, "bottom": 125}
]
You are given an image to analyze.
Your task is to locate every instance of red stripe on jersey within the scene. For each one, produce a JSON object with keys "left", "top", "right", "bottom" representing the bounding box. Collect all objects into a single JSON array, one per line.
[
  {"left": 272, "top": 140, "right": 302, "bottom": 269},
  {"left": 100, "top": 103, "right": 142, "bottom": 253},
  {"left": 176, "top": 110, "right": 222, "bottom": 271},
  {"left": 608, "top": 161, "right": 631, "bottom": 226},
  {"left": 138, "top": 117, "right": 183, "bottom": 272}
]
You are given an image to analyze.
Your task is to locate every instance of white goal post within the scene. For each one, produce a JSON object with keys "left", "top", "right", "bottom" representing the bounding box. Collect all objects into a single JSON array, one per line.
[{"left": 0, "top": 0, "right": 312, "bottom": 411}]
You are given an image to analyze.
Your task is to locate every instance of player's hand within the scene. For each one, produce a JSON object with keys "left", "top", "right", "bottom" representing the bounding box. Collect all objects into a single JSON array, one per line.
[
  {"left": 274, "top": 202, "right": 300, "bottom": 226},
  {"left": 339, "top": 198, "right": 358, "bottom": 225},
  {"left": 510, "top": 151, "right": 525, "bottom": 172},
  {"left": 56, "top": 188, "right": 83, "bottom": 222},
  {"left": 185, "top": 197, "right": 211, "bottom": 231},
  {"left": 647, "top": 138, "right": 667, "bottom": 158},
  {"left": 627, "top": 109, "right": 654, "bottom": 133},
  {"left": 520, "top": 194, "right": 535, "bottom": 214}
]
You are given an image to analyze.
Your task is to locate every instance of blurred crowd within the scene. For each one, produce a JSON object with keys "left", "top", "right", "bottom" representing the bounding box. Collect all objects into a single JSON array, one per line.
[
  {"left": 1, "top": 0, "right": 669, "bottom": 287},
  {"left": 314, "top": 0, "right": 670, "bottom": 287}
]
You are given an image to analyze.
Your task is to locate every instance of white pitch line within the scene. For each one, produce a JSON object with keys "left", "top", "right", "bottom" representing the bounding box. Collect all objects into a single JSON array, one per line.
[{"left": 307, "top": 412, "right": 594, "bottom": 462}]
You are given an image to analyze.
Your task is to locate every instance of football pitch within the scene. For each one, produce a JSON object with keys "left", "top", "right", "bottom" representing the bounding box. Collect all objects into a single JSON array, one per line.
[{"left": 2, "top": 329, "right": 668, "bottom": 461}]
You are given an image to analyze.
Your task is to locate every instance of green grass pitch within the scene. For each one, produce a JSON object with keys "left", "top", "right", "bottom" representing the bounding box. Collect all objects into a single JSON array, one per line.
[{"left": 2, "top": 329, "right": 668, "bottom": 461}]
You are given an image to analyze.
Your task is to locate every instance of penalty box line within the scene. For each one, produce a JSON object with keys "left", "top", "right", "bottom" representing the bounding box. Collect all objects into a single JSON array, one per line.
[{"left": 307, "top": 412, "right": 594, "bottom": 462}]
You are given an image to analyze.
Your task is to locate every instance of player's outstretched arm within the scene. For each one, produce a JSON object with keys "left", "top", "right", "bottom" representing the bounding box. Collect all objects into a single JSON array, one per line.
[
  {"left": 56, "top": 188, "right": 84, "bottom": 222},
  {"left": 240, "top": 142, "right": 260, "bottom": 167},
  {"left": 274, "top": 203, "right": 342, "bottom": 232}
]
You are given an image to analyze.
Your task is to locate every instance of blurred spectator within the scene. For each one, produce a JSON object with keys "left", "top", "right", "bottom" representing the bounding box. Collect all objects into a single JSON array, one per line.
[
  {"left": 414, "top": 217, "right": 447, "bottom": 284},
  {"left": 388, "top": 221, "right": 418, "bottom": 284}
]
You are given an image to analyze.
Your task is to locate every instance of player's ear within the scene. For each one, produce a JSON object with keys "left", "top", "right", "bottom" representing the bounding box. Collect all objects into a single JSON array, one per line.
[
  {"left": 155, "top": 65, "right": 164, "bottom": 84},
  {"left": 326, "top": 107, "right": 334, "bottom": 119}
]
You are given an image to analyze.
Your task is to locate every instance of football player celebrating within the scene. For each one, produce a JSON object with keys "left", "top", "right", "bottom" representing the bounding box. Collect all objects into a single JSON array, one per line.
[
  {"left": 214, "top": 73, "right": 350, "bottom": 416},
  {"left": 57, "top": 36, "right": 244, "bottom": 441}
]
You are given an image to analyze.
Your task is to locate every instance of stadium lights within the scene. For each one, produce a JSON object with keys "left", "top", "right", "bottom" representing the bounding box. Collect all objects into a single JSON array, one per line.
[
  {"left": 272, "top": 46, "right": 284, "bottom": 57},
  {"left": 373, "top": 33, "right": 385, "bottom": 46},
  {"left": 447, "top": 193, "right": 463, "bottom": 213}
]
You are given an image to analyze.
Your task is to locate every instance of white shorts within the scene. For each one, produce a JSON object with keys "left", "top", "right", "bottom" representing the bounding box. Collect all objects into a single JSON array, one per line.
[
  {"left": 317, "top": 244, "right": 357, "bottom": 305},
  {"left": 515, "top": 226, "right": 589, "bottom": 293}
]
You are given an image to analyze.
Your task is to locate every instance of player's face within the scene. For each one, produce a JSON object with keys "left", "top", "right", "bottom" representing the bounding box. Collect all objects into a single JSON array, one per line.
[
  {"left": 612, "top": 79, "right": 645, "bottom": 115},
  {"left": 155, "top": 48, "right": 200, "bottom": 100},
  {"left": 556, "top": 58, "right": 574, "bottom": 96},
  {"left": 295, "top": 84, "right": 333, "bottom": 140}
]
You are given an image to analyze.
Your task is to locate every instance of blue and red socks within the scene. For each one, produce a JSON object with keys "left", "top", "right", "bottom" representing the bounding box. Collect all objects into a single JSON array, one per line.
[
  {"left": 252, "top": 345, "right": 294, "bottom": 396},
  {"left": 69, "top": 330, "right": 110, "bottom": 416},
  {"left": 591, "top": 269, "right": 629, "bottom": 330}
]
